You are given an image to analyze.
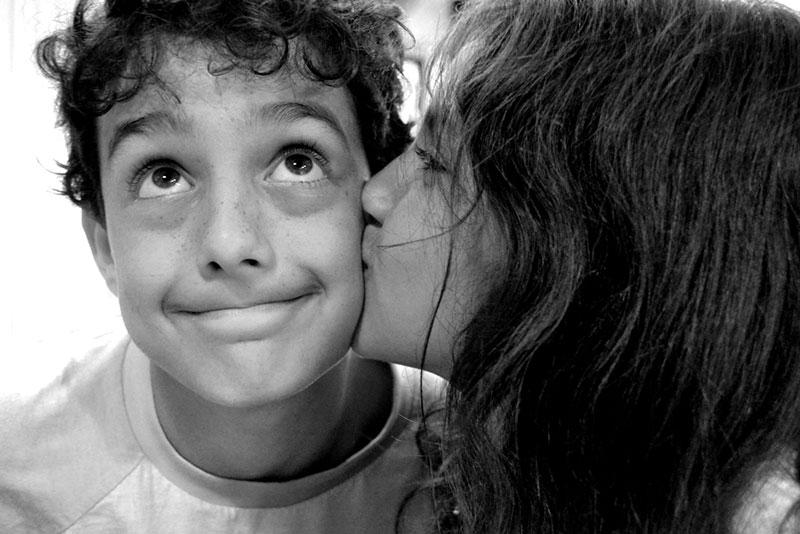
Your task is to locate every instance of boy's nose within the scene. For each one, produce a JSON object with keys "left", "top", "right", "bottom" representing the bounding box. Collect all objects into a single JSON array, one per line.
[{"left": 199, "top": 184, "right": 274, "bottom": 277}]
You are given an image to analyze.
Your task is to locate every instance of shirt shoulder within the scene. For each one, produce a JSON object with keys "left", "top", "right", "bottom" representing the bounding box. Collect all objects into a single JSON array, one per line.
[
  {"left": 391, "top": 364, "right": 447, "bottom": 418},
  {"left": 0, "top": 330, "right": 144, "bottom": 532},
  {"left": 733, "top": 453, "right": 800, "bottom": 534}
]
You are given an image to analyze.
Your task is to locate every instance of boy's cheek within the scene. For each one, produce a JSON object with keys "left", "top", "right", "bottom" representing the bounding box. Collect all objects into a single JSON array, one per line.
[
  {"left": 292, "top": 219, "right": 364, "bottom": 285},
  {"left": 265, "top": 182, "right": 361, "bottom": 219},
  {"left": 105, "top": 223, "right": 184, "bottom": 289},
  {"left": 106, "top": 197, "right": 194, "bottom": 233}
]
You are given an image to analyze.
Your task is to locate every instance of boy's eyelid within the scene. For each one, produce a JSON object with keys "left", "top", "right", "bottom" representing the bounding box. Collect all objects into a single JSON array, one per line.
[
  {"left": 268, "top": 144, "right": 331, "bottom": 184},
  {"left": 255, "top": 101, "right": 363, "bottom": 162},
  {"left": 278, "top": 143, "right": 330, "bottom": 167},
  {"left": 273, "top": 126, "right": 350, "bottom": 172}
]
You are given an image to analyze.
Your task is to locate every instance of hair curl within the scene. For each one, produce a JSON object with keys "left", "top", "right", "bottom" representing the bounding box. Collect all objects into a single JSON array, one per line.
[
  {"left": 427, "top": 0, "right": 800, "bottom": 532},
  {"left": 37, "top": 0, "right": 411, "bottom": 221}
]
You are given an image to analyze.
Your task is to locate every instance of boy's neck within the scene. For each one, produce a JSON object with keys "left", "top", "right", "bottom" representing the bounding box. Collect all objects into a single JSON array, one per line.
[{"left": 149, "top": 355, "right": 394, "bottom": 481}]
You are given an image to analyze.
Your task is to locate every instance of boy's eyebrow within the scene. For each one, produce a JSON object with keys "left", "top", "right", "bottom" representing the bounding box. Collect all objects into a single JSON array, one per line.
[
  {"left": 254, "top": 101, "right": 350, "bottom": 146},
  {"left": 106, "top": 110, "right": 186, "bottom": 161},
  {"left": 106, "top": 101, "right": 352, "bottom": 160}
]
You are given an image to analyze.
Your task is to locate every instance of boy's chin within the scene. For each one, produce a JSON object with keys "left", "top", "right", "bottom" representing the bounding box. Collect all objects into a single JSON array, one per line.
[{"left": 146, "top": 339, "right": 352, "bottom": 408}]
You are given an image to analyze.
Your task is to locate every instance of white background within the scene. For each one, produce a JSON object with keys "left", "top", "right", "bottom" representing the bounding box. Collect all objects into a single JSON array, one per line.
[
  {"left": 2, "top": 0, "right": 799, "bottom": 355},
  {"left": 1, "top": 0, "right": 121, "bottom": 358}
]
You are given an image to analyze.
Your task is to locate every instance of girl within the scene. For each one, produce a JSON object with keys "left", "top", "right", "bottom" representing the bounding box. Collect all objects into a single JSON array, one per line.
[{"left": 354, "top": 0, "right": 800, "bottom": 532}]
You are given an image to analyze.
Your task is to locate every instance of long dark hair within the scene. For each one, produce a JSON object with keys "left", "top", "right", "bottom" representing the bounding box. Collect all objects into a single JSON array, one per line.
[{"left": 428, "top": 0, "right": 800, "bottom": 531}]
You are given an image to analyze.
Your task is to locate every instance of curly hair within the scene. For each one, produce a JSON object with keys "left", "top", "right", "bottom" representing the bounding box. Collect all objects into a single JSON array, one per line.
[
  {"left": 37, "top": 0, "right": 411, "bottom": 221},
  {"left": 424, "top": 0, "right": 800, "bottom": 532}
]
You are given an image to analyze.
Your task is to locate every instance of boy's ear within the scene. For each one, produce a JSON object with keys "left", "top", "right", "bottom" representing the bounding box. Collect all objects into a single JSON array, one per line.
[{"left": 82, "top": 211, "right": 118, "bottom": 296}]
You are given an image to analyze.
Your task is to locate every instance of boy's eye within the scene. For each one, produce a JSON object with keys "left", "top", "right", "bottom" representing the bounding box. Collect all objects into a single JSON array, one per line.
[
  {"left": 269, "top": 150, "right": 327, "bottom": 184},
  {"left": 286, "top": 154, "right": 314, "bottom": 175},
  {"left": 137, "top": 165, "right": 192, "bottom": 198}
]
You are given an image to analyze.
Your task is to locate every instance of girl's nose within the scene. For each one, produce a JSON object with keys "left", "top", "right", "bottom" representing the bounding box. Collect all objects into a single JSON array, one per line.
[{"left": 362, "top": 156, "right": 404, "bottom": 227}]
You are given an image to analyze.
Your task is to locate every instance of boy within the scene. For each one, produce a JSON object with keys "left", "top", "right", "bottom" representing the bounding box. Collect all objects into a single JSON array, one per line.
[{"left": 0, "top": 0, "right": 439, "bottom": 532}]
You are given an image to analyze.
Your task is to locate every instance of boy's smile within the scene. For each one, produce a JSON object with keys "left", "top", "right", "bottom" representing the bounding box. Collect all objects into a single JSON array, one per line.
[
  {"left": 85, "top": 46, "right": 369, "bottom": 408},
  {"left": 166, "top": 281, "right": 320, "bottom": 342}
]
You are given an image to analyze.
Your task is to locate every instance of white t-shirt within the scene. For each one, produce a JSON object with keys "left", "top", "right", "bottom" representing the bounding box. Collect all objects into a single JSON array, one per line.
[
  {"left": 733, "top": 453, "right": 800, "bottom": 534},
  {"left": 0, "top": 332, "right": 442, "bottom": 533}
]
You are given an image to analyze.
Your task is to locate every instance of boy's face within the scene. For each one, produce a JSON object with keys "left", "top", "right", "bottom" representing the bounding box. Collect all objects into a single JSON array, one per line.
[{"left": 86, "top": 46, "right": 368, "bottom": 407}]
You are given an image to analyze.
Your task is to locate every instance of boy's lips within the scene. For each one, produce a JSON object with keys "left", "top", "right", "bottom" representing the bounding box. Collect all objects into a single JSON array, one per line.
[
  {"left": 167, "top": 290, "right": 319, "bottom": 342},
  {"left": 177, "top": 295, "right": 309, "bottom": 313}
]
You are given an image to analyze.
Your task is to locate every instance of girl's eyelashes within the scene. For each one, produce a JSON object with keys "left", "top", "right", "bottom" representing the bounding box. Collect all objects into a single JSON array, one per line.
[
  {"left": 414, "top": 145, "right": 448, "bottom": 174},
  {"left": 128, "top": 159, "right": 193, "bottom": 199},
  {"left": 269, "top": 145, "right": 331, "bottom": 185}
]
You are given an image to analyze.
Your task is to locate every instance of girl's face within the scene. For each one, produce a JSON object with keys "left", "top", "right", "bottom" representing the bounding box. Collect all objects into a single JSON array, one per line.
[{"left": 352, "top": 121, "right": 503, "bottom": 378}]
